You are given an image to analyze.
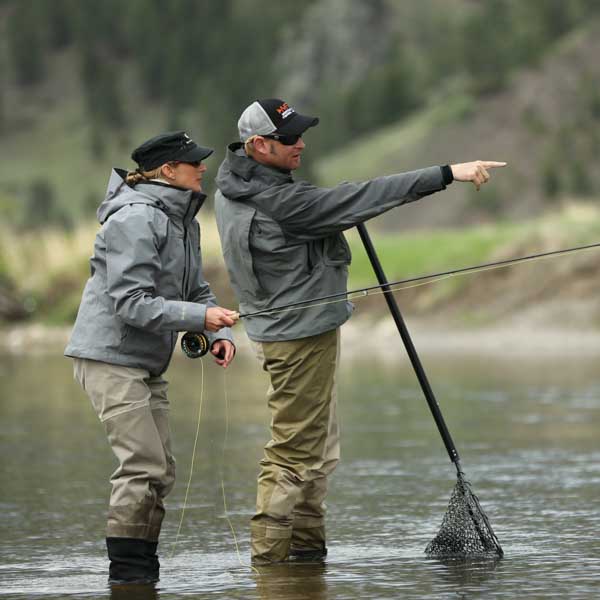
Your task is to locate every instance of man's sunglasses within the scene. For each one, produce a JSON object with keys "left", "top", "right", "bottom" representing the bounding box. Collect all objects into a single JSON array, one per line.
[{"left": 262, "top": 133, "right": 301, "bottom": 146}]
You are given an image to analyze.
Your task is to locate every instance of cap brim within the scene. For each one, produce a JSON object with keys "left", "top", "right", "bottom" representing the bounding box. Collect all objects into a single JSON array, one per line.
[
  {"left": 179, "top": 145, "right": 214, "bottom": 162},
  {"left": 276, "top": 113, "right": 319, "bottom": 136}
]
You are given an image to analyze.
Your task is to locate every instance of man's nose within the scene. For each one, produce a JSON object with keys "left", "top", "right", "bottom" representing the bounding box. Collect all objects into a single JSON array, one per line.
[{"left": 295, "top": 137, "right": 305, "bottom": 149}]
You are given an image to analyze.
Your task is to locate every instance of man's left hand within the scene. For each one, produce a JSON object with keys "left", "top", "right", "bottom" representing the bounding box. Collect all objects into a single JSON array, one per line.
[{"left": 211, "top": 340, "right": 236, "bottom": 368}]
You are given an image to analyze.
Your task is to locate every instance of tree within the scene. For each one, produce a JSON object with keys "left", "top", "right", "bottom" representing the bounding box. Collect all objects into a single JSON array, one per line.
[
  {"left": 461, "top": 0, "right": 513, "bottom": 95},
  {"left": 6, "top": 1, "right": 46, "bottom": 85},
  {"left": 0, "top": 61, "right": 5, "bottom": 133},
  {"left": 20, "top": 179, "right": 72, "bottom": 230}
]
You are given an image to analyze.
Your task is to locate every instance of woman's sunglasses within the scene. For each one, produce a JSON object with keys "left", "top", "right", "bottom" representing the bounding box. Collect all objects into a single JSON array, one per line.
[{"left": 170, "top": 160, "right": 203, "bottom": 167}]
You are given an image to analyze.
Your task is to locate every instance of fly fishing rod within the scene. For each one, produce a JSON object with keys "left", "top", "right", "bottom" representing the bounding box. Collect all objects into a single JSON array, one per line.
[
  {"left": 181, "top": 239, "right": 600, "bottom": 359},
  {"left": 238, "top": 239, "right": 600, "bottom": 320},
  {"left": 356, "top": 222, "right": 503, "bottom": 558}
]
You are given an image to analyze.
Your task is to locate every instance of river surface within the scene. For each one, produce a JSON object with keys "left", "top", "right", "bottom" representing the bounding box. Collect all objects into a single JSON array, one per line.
[{"left": 1, "top": 339, "right": 599, "bottom": 599}]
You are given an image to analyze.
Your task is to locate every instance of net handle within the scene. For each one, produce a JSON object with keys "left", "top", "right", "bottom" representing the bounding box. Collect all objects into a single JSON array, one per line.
[{"left": 357, "top": 223, "right": 460, "bottom": 466}]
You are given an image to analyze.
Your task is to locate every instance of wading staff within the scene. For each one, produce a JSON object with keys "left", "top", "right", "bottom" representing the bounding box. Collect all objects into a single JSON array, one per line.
[{"left": 356, "top": 222, "right": 503, "bottom": 558}]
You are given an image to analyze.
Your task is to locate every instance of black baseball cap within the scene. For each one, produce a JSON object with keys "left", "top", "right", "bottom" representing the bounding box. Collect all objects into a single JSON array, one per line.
[
  {"left": 238, "top": 98, "right": 319, "bottom": 142},
  {"left": 131, "top": 131, "right": 213, "bottom": 171}
]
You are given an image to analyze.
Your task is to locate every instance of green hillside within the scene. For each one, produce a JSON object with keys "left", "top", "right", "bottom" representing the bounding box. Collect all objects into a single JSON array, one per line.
[
  {"left": 316, "top": 17, "right": 600, "bottom": 230},
  {"left": 2, "top": 0, "right": 600, "bottom": 230}
]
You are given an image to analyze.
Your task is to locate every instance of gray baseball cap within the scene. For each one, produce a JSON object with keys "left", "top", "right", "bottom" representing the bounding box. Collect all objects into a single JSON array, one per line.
[{"left": 238, "top": 98, "right": 319, "bottom": 143}]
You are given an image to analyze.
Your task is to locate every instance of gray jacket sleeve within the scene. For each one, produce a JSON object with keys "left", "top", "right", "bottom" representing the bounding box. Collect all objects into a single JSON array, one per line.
[
  {"left": 187, "top": 230, "right": 234, "bottom": 347},
  {"left": 262, "top": 166, "right": 446, "bottom": 240},
  {"left": 105, "top": 206, "right": 207, "bottom": 332}
]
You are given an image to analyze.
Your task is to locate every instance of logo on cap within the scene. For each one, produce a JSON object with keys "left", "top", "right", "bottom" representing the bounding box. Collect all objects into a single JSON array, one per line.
[{"left": 277, "top": 102, "right": 295, "bottom": 120}]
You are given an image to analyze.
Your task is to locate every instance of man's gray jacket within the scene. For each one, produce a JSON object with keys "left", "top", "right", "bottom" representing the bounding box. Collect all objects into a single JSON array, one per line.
[
  {"left": 65, "top": 169, "right": 233, "bottom": 376},
  {"left": 214, "top": 143, "right": 450, "bottom": 342}
]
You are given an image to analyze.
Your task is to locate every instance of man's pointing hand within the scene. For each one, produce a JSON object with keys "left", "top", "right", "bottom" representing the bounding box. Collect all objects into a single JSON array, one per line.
[{"left": 451, "top": 160, "right": 507, "bottom": 191}]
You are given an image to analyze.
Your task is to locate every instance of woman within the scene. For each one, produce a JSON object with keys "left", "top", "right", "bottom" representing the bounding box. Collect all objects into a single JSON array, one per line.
[{"left": 65, "top": 131, "right": 237, "bottom": 584}]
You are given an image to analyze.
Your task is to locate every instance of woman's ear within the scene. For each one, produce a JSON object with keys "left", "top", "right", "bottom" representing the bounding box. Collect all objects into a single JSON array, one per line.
[{"left": 160, "top": 163, "right": 176, "bottom": 180}]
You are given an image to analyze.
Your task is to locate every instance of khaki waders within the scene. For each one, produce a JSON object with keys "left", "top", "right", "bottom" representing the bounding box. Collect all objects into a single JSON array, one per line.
[
  {"left": 251, "top": 329, "right": 340, "bottom": 563},
  {"left": 73, "top": 358, "right": 175, "bottom": 582}
]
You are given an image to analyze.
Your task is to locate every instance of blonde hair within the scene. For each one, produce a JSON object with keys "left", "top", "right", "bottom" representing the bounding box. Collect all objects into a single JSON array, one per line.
[{"left": 125, "top": 166, "right": 165, "bottom": 186}]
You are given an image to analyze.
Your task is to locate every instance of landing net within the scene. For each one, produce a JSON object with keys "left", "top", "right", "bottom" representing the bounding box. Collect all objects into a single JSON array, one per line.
[{"left": 425, "top": 471, "right": 503, "bottom": 558}]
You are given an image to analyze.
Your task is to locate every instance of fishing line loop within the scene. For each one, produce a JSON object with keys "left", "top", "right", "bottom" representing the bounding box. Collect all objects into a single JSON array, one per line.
[
  {"left": 168, "top": 360, "right": 258, "bottom": 573},
  {"left": 170, "top": 357, "right": 205, "bottom": 559},
  {"left": 220, "top": 369, "right": 260, "bottom": 574}
]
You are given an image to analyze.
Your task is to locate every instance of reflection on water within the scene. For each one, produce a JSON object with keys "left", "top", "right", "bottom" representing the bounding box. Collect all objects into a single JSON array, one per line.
[
  {"left": 428, "top": 556, "right": 502, "bottom": 586},
  {"left": 254, "top": 563, "right": 328, "bottom": 600},
  {"left": 1, "top": 346, "right": 600, "bottom": 599},
  {"left": 110, "top": 582, "right": 158, "bottom": 600}
]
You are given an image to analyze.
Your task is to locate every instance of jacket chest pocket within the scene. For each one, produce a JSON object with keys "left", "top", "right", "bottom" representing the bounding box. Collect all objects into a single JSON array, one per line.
[
  {"left": 321, "top": 233, "right": 352, "bottom": 267},
  {"left": 234, "top": 208, "right": 266, "bottom": 298},
  {"left": 160, "top": 233, "right": 185, "bottom": 297}
]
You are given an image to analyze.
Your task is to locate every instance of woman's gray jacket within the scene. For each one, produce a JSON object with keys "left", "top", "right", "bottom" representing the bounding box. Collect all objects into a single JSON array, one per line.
[
  {"left": 65, "top": 169, "right": 233, "bottom": 376},
  {"left": 214, "top": 143, "right": 449, "bottom": 342}
]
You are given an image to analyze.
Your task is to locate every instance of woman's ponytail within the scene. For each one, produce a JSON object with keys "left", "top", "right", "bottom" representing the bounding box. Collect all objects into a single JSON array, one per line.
[{"left": 125, "top": 166, "right": 163, "bottom": 186}]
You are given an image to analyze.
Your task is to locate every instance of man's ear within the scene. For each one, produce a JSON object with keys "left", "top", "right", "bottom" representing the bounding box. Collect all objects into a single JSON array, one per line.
[{"left": 252, "top": 136, "right": 270, "bottom": 157}]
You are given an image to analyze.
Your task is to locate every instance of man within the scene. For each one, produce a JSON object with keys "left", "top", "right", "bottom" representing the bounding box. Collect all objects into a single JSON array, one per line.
[{"left": 214, "top": 98, "right": 505, "bottom": 564}]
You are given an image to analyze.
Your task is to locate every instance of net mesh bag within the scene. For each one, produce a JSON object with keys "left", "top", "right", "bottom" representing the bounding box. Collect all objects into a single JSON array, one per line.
[{"left": 425, "top": 471, "right": 503, "bottom": 558}]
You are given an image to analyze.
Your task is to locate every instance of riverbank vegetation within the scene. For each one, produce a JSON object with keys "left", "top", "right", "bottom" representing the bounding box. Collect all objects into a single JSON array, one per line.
[{"left": 2, "top": 203, "right": 599, "bottom": 327}]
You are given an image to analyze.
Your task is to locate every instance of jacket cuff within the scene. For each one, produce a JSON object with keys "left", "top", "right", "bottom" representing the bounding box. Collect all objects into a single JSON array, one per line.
[
  {"left": 209, "top": 330, "right": 237, "bottom": 356},
  {"left": 207, "top": 327, "right": 234, "bottom": 347},
  {"left": 164, "top": 300, "right": 206, "bottom": 331},
  {"left": 441, "top": 165, "right": 454, "bottom": 185}
]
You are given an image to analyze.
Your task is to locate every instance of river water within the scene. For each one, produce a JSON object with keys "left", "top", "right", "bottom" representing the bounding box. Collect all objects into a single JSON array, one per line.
[{"left": 1, "top": 338, "right": 599, "bottom": 599}]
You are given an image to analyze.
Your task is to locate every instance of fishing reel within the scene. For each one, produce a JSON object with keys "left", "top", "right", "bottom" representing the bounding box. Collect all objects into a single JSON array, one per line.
[{"left": 181, "top": 332, "right": 209, "bottom": 359}]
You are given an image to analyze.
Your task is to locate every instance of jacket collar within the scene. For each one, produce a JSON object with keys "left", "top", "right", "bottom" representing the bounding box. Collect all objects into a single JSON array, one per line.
[
  {"left": 135, "top": 180, "right": 206, "bottom": 224},
  {"left": 100, "top": 169, "right": 205, "bottom": 225},
  {"left": 226, "top": 143, "right": 293, "bottom": 184},
  {"left": 215, "top": 143, "right": 293, "bottom": 201}
]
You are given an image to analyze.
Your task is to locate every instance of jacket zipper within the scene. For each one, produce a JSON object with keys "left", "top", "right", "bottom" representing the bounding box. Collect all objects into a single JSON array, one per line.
[
  {"left": 182, "top": 197, "right": 196, "bottom": 299},
  {"left": 160, "top": 199, "right": 195, "bottom": 375}
]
